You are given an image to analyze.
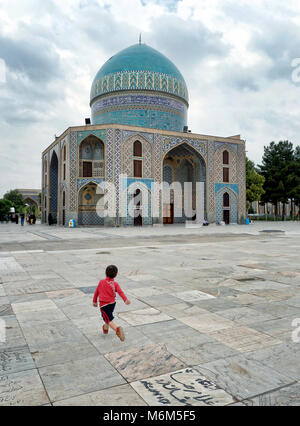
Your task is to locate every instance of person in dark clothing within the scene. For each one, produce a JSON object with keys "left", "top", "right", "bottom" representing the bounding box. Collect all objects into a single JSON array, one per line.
[
  {"left": 48, "top": 213, "right": 53, "bottom": 226},
  {"left": 32, "top": 214, "right": 36, "bottom": 225},
  {"left": 15, "top": 214, "right": 19, "bottom": 224},
  {"left": 20, "top": 213, "right": 25, "bottom": 226}
]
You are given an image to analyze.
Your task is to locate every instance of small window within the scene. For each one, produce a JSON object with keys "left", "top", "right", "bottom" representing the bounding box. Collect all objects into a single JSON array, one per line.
[
  {"left": 223, "top": 150, "right": 229, "bottom": 165},
  {"left": 134, "top": 160, "right": 142, "bottom": 178},
  {"left": 83, "top": 161, "right": 92, "bottom": 177},
  {"left": 223, "top": 192, "right": 230, "bottom": 207},
  {"left": 63, "top": 192, "right": 66, "bottom": 207},
  {"left": 63, "top": 164, "right": 66, "bottom": 180},
  {"left": 134, "top": 141, "right": 142, "bottom": 157},
  {"left": 63, "top": 146, "right": 66, "bottom": 161},
  {"left": 223, "top": 167, "right": 229, "bottom": 183}
]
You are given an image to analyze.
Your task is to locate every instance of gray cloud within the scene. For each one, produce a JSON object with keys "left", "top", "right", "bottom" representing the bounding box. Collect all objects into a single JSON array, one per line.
[{"left": 149, "top": 15, "right": 230, "bottom": 70}]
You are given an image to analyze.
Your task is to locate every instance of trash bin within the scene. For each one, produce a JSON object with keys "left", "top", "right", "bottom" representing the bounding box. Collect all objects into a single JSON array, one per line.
[{"left": 69, "top": 219, "right": 76, "bottom": 228}]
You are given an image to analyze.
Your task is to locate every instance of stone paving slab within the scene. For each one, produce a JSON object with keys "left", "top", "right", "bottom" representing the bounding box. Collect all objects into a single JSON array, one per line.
[
  {"left": 53, "top": 384, "right": 147, "bottom": 406},
  {"left": 243, "top": 383, "right": 300, "bottom": 406},
  {"left": 30, "top": 339, "right": 100, "bottom": 368},
  {"left": 127, "top": 286, "right": 168, "bottom": 298},
  {"left": 178, "top": 312, "right": 236, "bottom": 333},
  {"left": 245, "top": 342, "right": 300, "bottom": 381},
  {"left": 8, "top": 293, "right": 48, "bottom": 304},
  {"left": 138, "top": 294, "right": 182, "bottom": 307},
  {"left": 158, "top": 302, "right": 209, "bottom": 318},
  {"left": 118, "top": 308, "right": 172, "bottom": 326},
  {"left": 250, "top": 315, "right": 297, "bottom": 340},
  {"left": 131, "top": 368, "right": 235, "bottom": 406},
  {"left": 250, "top": 301, "right": 300, "bottom": 319},
  {"left": 0, "top": 347, "right": 35, "bottom": 375},
  {"left": 20, "top": 320, "right": 90, "bottom": 347},
  {"left": 136, "top": 319, "right": 205, "bottom": 344},
  {"left": 105, "top": 344, "right": 186, "bottom": 382},
  {"left": 15, "top": 309, "right": 68, "bottom": 327},
  {"left": 39, "top": 356, "right": 126, "bottom": 403},
  {"left": 195, "top": 355, "right": 295, "bottom": 400},
  {"left": 86, "top": 326, "right": 152, "bottom": 354},
  {"left": 0, "top": 316, "right": 26, "bottom": 351},
  {"left": 193, "top": 298, "right": 239, "bottom": 312},
  {"left": 207, "top": 326, "right": 282, "bottom": 353},
  {"left": 175, "top": 290, "right": 216, "bottom": 302},
  {"left": 216, "top": 307, "right": 275, "bottom": 325},
  {"left": 0, "top": 369, "right": 49, "bottom": 406},
  {"left": 167, "top": 339, "right": 240, "bottom": 366}
]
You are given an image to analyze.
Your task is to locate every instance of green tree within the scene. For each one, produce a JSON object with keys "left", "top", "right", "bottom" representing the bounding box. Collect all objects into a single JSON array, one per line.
[
  {"left": 288, "top": 146, "right": 300, "bottom": 217},
  {"left": 3, "top": 189, "right": 25, "bottom": 213},
  {"left": 0, "top": 198, "right": 13, "bottom": 221},
  {"left": 246, "top": 157, "right": 265, "bottom": 211},
  {"left": 259, "top": 141, "right": 295, "bottom": 218}
]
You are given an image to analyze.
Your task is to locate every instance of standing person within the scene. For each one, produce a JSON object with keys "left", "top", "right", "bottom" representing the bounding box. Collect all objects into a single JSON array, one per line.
[
  {"left": 48, "top": 213, "right": 53, "bottom": 226},
  {"left": 32, "top": 214, "right": 36, "bottom": 225},
  {"left": 93, "top": 265, "right": 130, "bottom": 341},
  {"left": 15, "top": 214, "right": 19, "bottom": 225},
  {"left": 20, "top": 213, "right": 25, "bottom": 226}
]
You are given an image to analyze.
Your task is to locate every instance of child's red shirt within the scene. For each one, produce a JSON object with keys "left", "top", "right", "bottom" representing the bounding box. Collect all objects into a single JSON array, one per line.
[{"left": 93, "top": 277, "right": 127, "bottom": 307}]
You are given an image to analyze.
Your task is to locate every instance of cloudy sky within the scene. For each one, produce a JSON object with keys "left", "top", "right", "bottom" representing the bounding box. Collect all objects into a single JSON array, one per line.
[{"left": 0, "top": 0, "right": 300, "bottom": 196}]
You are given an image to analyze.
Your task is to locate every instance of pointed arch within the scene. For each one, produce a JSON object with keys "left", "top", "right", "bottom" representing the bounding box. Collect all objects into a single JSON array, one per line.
[
  {"left": 77, "top": 181, "right": 105, "bottom": 226},
  {"left": 50, "top": 151, "right": 59, "bottom": 223},
  {"left": 162, "top": 142, "right": 207, "bottom": 224},
  {"left": 79, "top": 134, "right": 105, "bottom": 178}
]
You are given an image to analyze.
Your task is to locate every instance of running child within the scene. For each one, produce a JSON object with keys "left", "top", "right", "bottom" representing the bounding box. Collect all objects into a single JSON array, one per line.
[{"left": 93, "top": 265, "right": 130, "bottom": 341}]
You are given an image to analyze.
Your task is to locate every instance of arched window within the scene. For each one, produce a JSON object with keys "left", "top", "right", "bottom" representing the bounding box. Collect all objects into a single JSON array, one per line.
[
  {"left": 79, "top": 136, "right": 104, "bottom": 177},
  {"left": 134, "top": 141, "right": 142, "bottom": 157},
  {"left": 223, "top": 192, "right": 230, "bottom": 207},
  {"left": 223, "top": 150, "right": 229, "bottom": 165}
]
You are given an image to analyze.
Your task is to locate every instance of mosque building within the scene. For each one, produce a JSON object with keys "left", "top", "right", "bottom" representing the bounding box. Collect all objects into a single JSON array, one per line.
[{"left": 41, "top": 42, "right": 246, "bottom": 227}]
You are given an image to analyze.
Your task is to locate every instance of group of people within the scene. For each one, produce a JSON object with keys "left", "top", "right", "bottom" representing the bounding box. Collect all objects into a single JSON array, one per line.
[{"left": 13, "top": 213, "right": 36, "bottom": 226}]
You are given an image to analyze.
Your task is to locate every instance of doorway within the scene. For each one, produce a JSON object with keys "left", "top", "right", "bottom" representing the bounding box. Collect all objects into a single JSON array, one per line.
[
  {"left": 134, "top": 189, "right": 143, "bottom": 226},
  {"left": 163, "top": 203, "right": 174, "bottom": 224},
  {"left": 134, "top": 209, "right": 143, "bottom": 226},
  {"left": 223, "top": 210, "right": 230, "bottom": 224}
]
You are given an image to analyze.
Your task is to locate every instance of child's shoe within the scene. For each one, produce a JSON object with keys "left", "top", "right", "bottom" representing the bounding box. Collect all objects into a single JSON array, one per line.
[
  {"left": 103, "top": 324, "right": 109, "bottom": 334},
  {"left": 116, "top": 326, "right": 125, "bottom": 341}
]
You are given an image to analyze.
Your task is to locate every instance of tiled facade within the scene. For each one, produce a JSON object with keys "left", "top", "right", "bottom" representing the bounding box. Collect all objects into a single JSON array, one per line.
[{"left": 42, "top": 125, "right": 246, "bottom": 227}]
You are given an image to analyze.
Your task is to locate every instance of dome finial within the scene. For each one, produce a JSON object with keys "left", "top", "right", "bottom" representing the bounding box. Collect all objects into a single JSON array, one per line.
[{"left": 139, "top": 33, "right": 142, "bottom": 44}]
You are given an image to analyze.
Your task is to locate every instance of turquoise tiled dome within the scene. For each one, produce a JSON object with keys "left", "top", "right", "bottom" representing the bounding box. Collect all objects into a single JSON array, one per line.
[{"left": 90, "top": 43, "right": 189, "bottom": 132}]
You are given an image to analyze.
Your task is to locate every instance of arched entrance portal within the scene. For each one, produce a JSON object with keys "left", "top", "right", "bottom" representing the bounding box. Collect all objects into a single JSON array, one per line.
[
  {"left": 162, "top": 143, "right": 206, "bottom": 224},
  {"left": 78, "top": 183, "right": 105, "bottom": 226},
  {"left": 24, "top": 197, "right": 39, "bottom": 215},
  {"left": 50, "top": 152, "right": 58, "bottom": 223}
]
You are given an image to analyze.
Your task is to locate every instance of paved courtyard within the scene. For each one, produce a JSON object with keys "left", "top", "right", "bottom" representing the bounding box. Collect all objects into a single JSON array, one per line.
[{"left": 0, "top": 222, "right": 299, "bottom": 406}]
